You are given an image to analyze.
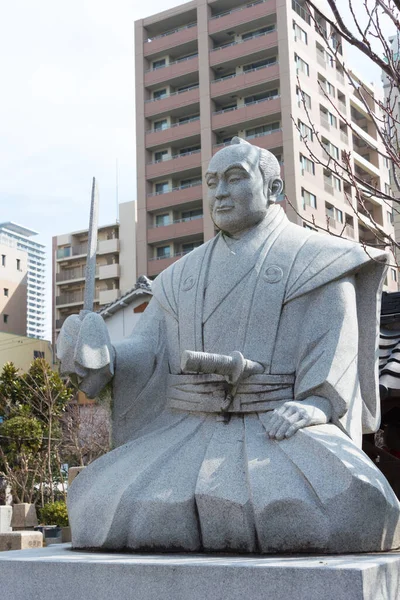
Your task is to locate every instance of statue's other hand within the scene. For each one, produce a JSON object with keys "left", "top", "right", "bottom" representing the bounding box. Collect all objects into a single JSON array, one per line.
[{"left": 266, "top": 397, "right": 331, "bottom": 441}]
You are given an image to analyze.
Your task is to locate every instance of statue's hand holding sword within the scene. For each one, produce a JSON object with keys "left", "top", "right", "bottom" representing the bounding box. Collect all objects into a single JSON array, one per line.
[{"left": 56, "top": 178, "right": 115, "bottom": 397}]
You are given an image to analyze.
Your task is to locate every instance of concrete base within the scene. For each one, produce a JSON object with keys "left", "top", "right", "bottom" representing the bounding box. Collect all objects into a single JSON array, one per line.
[{"left": 0, "top": 544, "right": 399, "bottom": 600}]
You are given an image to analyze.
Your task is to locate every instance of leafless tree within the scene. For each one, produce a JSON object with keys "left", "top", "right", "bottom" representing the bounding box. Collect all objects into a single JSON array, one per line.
[{"left": 293, "top": 0, "right": 400, "bottom": 263}]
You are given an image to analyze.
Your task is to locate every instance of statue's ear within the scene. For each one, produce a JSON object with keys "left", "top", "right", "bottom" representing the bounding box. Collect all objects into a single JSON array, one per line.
[{"left": 267, "top": 177, "right": 284, "bottom": 203}]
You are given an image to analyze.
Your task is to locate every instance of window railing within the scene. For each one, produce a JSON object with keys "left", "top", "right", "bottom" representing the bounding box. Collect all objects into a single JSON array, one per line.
[
  {"left": 212, "top": 62, "right": 278, "bottom": 83},
  {"left": 292, "top": 0, "right": 311, "bottom": 25},
  {"left": 147, "top": 181, "right": 202, "bottom": 197},
  {"left": 145, "top": 84, "right": 199, "bottom": 103},
  {"left": 145, "top": 21, "right": 197, "bottom": 43},
  {"left": 213, "top": 94, "right": 280, "bottom": 115},
  {"left": 213, "top": 129, "right": 282, "bottom": 148},
  {"left": 149, "top": 247, "right": 202, "bottom": 261},
  {"left": 210, "top": 0, "right": 266, "bottom": 20},
  {"left": 146, "top": 54, "right": 198, "bottom": 73},
  {"left": 147, "top": 115, "right": 200, "bottom": 134},
  {"left": 151, "top": 214, "right": 203, "bottom": 228},
  {"left": 147, "top": 149, "right": 201, "bottom": 165},
  {"left": 211, "top": 28, "right": 275, "bottom": 52}
]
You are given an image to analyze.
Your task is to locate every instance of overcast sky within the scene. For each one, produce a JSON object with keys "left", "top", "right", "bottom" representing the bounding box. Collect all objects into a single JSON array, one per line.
[{"left": 0, "top": 0, "right": 391, "bottom": 340}]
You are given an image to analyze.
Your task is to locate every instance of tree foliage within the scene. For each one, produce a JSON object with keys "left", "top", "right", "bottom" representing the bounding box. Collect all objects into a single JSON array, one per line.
[{"left": 0, "top": 359, "right": 73, "bottom": 505}]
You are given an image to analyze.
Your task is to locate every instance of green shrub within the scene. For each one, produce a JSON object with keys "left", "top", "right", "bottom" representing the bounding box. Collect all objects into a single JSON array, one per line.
[{"left": 39, "top": 500, "right": 69, "bottom": 527}]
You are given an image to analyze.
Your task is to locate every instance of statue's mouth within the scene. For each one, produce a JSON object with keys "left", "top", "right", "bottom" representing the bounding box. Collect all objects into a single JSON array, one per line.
[{"left": 215, "top": 205, "right": 233, "bottom": 212}]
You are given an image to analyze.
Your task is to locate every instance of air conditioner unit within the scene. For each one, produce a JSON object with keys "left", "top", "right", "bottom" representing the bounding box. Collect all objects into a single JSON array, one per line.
[{"left": 301, "top": 168, "right": 305, "bottom": 176}]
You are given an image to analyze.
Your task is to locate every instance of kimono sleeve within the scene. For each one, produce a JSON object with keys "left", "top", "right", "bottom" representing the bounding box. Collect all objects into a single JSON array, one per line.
[{"left": 293, "top": 275, "right": 364, "bottom": 443}]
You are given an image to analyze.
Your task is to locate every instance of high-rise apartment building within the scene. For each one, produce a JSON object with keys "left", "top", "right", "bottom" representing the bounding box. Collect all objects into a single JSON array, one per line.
[
  {"left": 0, "top": 222, "right": 46, "bottom": 338},
  {"left": 52, "top": 201, "right": 136, "bottom": 344},
  {"left": 135, "top": 0, "right": 396, "bottom": 289}
]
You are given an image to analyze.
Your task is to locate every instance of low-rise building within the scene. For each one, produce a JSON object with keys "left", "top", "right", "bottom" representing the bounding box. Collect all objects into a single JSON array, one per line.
[{"left": 52, "top": 201, "right": 136, "bottom": 345}]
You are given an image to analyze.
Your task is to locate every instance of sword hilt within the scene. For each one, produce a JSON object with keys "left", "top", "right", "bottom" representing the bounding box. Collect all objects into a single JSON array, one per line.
[{"left": 181, "top": 350, "right": 263, "bottom": 384}]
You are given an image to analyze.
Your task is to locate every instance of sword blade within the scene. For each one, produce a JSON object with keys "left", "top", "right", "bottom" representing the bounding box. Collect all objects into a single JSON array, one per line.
[{"left": 83, "top": 177, "right": 99, "bottom": 312}]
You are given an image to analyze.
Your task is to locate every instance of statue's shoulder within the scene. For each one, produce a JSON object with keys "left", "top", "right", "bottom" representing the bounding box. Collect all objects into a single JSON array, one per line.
[{"left": 283, "top": 224, "right": 388, "bottom": 302}]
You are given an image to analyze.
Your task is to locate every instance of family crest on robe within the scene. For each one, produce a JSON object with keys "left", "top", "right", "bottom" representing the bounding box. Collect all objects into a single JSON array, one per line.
[{"left": 59, "top": 139, "right": 400, "bottom": 555}]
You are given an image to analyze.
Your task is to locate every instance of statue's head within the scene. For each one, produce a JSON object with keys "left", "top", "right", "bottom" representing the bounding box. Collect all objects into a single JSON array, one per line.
[{"left": 206, "top": 137, "right": 283, "bottom": 235}]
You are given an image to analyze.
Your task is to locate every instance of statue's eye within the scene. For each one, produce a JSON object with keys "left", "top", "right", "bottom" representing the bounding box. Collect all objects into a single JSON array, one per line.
[{"left": 207, "top": 180, "right": 217, "bottom": 188}]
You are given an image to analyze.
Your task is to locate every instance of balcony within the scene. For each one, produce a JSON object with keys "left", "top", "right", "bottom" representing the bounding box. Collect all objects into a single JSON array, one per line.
[
  {"left": 213, "top": 129, "right": 283, "bottom": 153},
  {"left": 209, "top": 0, "right": 276, "bottom": 35},
  {"left": 98, "top": 238, "right": 120, "bottom": 254},
  {"left": 212, "top": 96, "right": 280, "bottom": 130},
  {"left": 99, "top": 289, "right": 121, "bottom": 306},
  {"left": 145, "top": 86, "right": 199, "bottom": 118},
  {"left": 146, "top": 117, "right": 201, "bottom": 148},
  {"left": 144, "top": 55, "right": 199, "bottom": 87},
  {"left": 56, "top": 290, "right": 84, "bottom": 307},
  {"left": 147, "top": 255, "right": 180, "bottom": 277},
  {"left": 146, "top": 149, "right": 201, "bottom": 180},
  {"left": 99, "top": 263, "right": 121, "bottom": 280},
  {"left": 148, "top": 216, "right": 204, "bottom": 244},
  {"left": 210, "top": 30, "right": 278, "bottom": 67},
  {"left": 147, "top": 182, "right": 203, "bottom": 211},
  {"left": 56, "top": 265, "right": 99, "bottom": 284},
  {"left": 144, "top": 24, "right": 198, "bottom": 58},
  {"left": 211, "top": 62, "right": 279, "bottom": 99}
]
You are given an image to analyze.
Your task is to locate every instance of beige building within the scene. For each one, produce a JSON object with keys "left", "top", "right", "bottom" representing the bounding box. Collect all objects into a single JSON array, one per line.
[
  {"left": 0, "top": 241, "right": 28, "bottom": 336},
  {"left": 0, "top": 332, "right": 52, "bottom": 372},
  {"left": 52, "top": 201, "right": 136, "bottom": 344},
  {"left": 134, "top": 0, "right": 396, "bottom": 290}
]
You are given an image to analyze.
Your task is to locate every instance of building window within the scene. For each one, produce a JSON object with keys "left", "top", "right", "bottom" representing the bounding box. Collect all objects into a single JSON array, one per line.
[
  {"left": 152, "top": 58, "right": 166, "bottom": 70},
  {"left": 181, "top": 209, "right": 203, "bottom": 221},
  {"left": 153, "top": 119, "right": 168, "bottom": 132},
  {"left": 296, "top": 86, "right": 311, "bottom": 109},
  {"left": 293, "top": 21, "right": 308, "bottom": 44},
  {"left": 300, "top": 154, "right": 315, "bottom": 175},
  {"left": 242, "top": 25, "right": 275, "bottom": 41},
  {"left": 332, "top": 174, "right": 341, "bottom": 191},
  {"left": 301, "top": 188, "right": 317, "bottom": 209},
  {"left": 243, "top": 56, "right": 277, "bottom": 72},
  {"left": 155, "top": 214, "right": 170, "bottom": 227},
  {"left": 246, "top": 122, "right": 280, "bottom": 138},
  {"left": 295, "top": 53, "right": 309, "bottom": 76},
  {"left": 16, "top": 258, "right": 21, "bottom": 271},
  {"left": 298, "top": 120, "right": 313, "bottom": 141},
  {"left": 156, "top": 245, "right": 171, "bottom": 259},
  {"left": 155, "top": 181, "right": 169, "bottom": 194},
  {"left": 391, "top": 268, "right": 398, "bottom": 282},
  {"left": 33, "top": 350, "right": 45, "bottom": 359},
  {"left": 387, "top": 210, "right": 393, "bottom": 224},
  {"left": 182, "top": 242, "right": 202, "bottom": 254},
  {"left": 180, "top": 177, "right": 202, "bottom": 188},
  {"left": 154, "top": 150, "right": 169, "bottom": 162},
  {"left": 1, "top": 255, "right": 5, "bottom": 267},
  {"left": 3, "top": 314, "right": 8, "bottom": 324},
  {"left": 153, "top": 88, "right": 168, "bottom": 100},
  {"left": 3, "top": 288, "right": 8, "bottom": 297}
]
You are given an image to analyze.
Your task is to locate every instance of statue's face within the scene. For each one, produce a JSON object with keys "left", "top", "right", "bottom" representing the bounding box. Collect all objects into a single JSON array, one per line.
[{"left": 206, "top": 144, "right": 268, "bottom": 235}]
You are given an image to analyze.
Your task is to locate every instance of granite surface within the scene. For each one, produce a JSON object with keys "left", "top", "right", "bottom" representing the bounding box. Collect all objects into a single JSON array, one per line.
[{"left": 0, "top": 544, "right": 399, "bottom": 600}]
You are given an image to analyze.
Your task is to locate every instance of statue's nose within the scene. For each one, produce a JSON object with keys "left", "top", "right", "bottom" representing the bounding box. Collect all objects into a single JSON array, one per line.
[{"left": 215, "top": 181, "right": 229, "bottom": 199}]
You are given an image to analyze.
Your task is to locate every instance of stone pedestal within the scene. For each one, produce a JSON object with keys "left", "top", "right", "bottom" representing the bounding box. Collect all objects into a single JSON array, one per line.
[
  {"left": 11, "top": 503, "right": 38, "bottom": 531},
  {"left": 0, "top": 544, "right": 399, "bottom": 600},
  {"left": 0, "top": 531, "right": 42, "bottom": 552},
  {"left": 0, "top": 506, "right": 12, "bottom": 533}
]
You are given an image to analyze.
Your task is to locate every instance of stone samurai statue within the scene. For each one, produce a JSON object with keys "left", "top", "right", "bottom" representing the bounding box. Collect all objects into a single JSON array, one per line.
[{"left": 58, "top": 138, "right": 400, "bottom": 554}]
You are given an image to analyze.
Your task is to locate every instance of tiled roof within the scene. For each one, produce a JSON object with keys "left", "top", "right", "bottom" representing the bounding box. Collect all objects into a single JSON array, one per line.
[{"left": 98, "top": 275, "right": 153, "bottom": 318}]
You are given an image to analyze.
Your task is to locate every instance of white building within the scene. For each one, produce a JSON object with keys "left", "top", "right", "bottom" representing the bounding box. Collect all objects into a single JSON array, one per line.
[{"left": 0, "top": 222, "right": 46, "bottom": 339}]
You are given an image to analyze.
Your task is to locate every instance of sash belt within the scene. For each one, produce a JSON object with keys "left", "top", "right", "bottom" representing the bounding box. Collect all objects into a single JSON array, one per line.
[{"left": 167, "top": 373, "right": 295, "bottom": 414}]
